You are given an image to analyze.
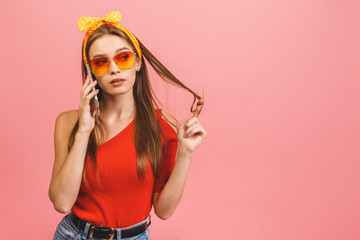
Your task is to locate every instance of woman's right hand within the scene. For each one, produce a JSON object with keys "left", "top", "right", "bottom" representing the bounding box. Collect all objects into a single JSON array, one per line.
[{"left": 78, "top": 75, "right": 99, "bottom": 133}]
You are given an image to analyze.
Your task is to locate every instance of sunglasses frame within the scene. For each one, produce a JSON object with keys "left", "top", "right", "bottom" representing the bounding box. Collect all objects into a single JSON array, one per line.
[{"left": 89, "top": 50, "right": 138, "bottom": 76}]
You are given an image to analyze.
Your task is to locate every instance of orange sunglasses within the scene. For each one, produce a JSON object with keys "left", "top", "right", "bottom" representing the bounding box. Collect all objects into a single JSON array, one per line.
[{"left": 89, "top": 50, "right": 137, "bottom": 75}]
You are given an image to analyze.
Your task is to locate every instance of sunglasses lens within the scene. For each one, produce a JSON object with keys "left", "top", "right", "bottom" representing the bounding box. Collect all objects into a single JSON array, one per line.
[
  {"left": 90, "top": 58, "right": 109, "bottom": 75},
  {"left": 89, "top": 51, "right": 136, "bottom": 75},
  {"left": 114, "top": 51, "right": 135, "bottom": 70}
]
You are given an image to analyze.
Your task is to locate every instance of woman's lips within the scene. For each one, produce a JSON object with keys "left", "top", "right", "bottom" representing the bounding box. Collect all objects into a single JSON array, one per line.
[
  {"left": 110, "top": 78, "right": 125, "bottom": 86},
  {"left": 110, "top": 77, "right": 125, "bottom": 83},
  {"left": 110, "top": 80, "right": 125, "bottom": 86}
]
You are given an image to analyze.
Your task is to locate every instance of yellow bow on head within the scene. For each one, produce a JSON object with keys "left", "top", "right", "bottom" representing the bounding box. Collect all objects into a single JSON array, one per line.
[
  {"left": 78, "top": 11, "right": 142, "bottom": 65},
  {"left": 78, "top": 11, "right": 122, "bottom": 33}
]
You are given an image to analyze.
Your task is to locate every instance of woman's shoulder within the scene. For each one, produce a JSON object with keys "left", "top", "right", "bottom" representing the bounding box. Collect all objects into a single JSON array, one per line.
[
  {"left": 57, "top": 109, "right": 79, "bottom": 121},
  {"left": 55, "top": 109, "right": 79, "bottom": 131},
  {"left": 155, "top": 108, "right": 178, "bottom": 134}
]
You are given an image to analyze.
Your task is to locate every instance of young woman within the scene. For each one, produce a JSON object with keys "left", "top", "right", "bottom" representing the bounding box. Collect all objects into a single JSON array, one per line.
[{"left": 49, "top": 11, "right": 207, "bottom": 240}]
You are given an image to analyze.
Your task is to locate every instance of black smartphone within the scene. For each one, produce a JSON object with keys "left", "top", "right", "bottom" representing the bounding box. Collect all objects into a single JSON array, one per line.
[{"left": 85, "top": 64, "right": 100, "bottom": 116}]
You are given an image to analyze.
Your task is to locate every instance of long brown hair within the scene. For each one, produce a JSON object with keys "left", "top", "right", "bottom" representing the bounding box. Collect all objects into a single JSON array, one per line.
[{"left": 68, "top": 23, "right": 203, "bottom": 188}]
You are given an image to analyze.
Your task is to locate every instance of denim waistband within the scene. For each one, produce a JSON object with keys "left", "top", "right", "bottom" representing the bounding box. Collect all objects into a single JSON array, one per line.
[{"left": 68, "top": 212, "right": 151, "bottom": 240}]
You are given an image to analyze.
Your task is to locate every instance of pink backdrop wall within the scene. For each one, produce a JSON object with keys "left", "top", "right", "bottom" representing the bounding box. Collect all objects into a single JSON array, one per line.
[{"left": 1, "top": 0, "right": 360, "bottom": 239}]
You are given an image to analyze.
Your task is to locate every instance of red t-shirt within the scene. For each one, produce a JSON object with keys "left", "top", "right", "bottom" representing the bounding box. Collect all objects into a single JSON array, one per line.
[{"left": 71, "top": 108, "right": 178, "bottom": 228}]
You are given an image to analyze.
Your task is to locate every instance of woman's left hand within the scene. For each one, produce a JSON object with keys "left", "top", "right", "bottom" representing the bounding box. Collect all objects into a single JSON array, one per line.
[{"left": 177, "top": 116, "right": 207, "bottom": 156}]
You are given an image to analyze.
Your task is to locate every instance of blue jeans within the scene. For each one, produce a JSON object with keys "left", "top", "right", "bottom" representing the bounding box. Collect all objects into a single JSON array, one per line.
[{"left": 53, "top": 212, "right": 151, "bottom": 240}]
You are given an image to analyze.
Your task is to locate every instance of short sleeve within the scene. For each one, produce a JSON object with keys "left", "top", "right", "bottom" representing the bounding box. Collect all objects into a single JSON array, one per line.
[{"left": 153, "top": 109, "right": 179, "bottom": 193}]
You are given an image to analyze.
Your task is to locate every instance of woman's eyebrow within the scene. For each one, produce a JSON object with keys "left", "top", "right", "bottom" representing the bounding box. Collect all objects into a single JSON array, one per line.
[{"left": 92, "top": 47, "right": 130, "bottom": 58}]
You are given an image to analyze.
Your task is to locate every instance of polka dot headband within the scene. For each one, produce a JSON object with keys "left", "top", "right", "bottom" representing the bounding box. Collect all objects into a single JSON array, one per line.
[{"left": 77, "top": 11, "right": 142, "bottom": 65}]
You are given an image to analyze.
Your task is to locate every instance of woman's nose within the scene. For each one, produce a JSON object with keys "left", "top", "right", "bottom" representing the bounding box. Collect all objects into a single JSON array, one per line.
[{"left": 109, "top": 59, "right": 121, "bottom": 74}]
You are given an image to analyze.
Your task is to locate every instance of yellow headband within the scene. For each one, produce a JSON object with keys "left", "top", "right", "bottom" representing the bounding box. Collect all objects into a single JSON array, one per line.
[{"left": 77, "top": 11, "right": 142, "bottom": 65}]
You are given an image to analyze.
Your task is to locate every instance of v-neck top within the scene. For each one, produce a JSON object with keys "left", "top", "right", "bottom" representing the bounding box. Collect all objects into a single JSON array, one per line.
[{"left": 70, "top": 108, "right": 179, "bottom": 228}]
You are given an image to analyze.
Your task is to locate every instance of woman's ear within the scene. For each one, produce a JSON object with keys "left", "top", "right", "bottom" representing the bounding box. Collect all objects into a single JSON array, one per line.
[{"left": 135, "top": 57, "right": 141, "bottom": 71}]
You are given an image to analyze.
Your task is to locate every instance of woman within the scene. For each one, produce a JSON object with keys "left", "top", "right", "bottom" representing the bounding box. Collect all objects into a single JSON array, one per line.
[{"left": 49, "top": 11, "right": 207, "bottom": 240}]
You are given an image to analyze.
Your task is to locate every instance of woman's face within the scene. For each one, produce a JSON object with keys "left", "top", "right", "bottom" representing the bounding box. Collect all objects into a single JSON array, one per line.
[{"left": 88, "top": 34, "right": 141, "bottom": 96}]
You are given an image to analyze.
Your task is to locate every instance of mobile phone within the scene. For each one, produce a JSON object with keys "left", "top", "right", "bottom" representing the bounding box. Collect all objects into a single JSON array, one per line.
[{"left": 85, "top": 64, "right": 100, "bottom": 116}]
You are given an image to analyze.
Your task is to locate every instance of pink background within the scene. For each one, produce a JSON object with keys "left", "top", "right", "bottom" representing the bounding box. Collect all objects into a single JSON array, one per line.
[{"left": 1, "top": 0, "right": 360, "bottom": 239}]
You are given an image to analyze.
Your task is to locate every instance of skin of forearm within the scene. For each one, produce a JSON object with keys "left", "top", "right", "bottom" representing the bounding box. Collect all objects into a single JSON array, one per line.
[
  {"left": 49, "top": 132, "right": 90, "bottom": 213},
  {"left": 155, "top": 148, "right": 193, "bottom": 219}
]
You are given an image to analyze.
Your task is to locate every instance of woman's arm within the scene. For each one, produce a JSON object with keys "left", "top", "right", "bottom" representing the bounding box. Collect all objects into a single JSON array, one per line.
[
  {"left": 153, "top": 110, "right": 207, "bottom": 220},
  {"left": 152, "top": 149, "right": 193, "bottom": 220},
  {"left": 48, "top": 110, "right": 89, "bottom": 213}
]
